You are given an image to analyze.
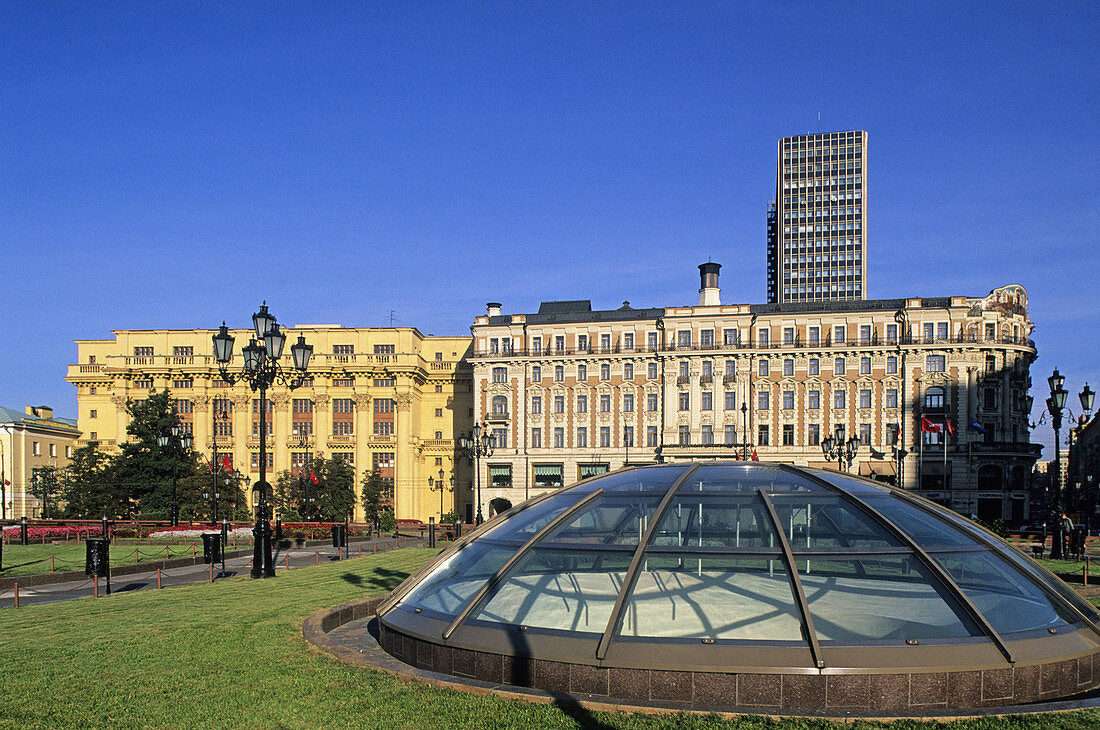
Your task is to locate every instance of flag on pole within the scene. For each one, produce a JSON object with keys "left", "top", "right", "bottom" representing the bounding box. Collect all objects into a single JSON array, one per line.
[
  {"left": 968, "top": 418, "right": 988, "bottom": 434},
  {"left": 751, "top": 449, "right": 759, "bottom": 462},
  {"left": 734, "top": 452, "right": 741, "bottom": 461},
  {"left": 921, "top": 417, "right": 942, "bottom": 433},
  {"left": 222, "top": 454, "right": 232, "bottom": 470},
  {"left": 945, "top": 418, "right": 956, "bottom": 438},
  {"left": 309, "top": 470, "right": 319, "bottom": 485}
]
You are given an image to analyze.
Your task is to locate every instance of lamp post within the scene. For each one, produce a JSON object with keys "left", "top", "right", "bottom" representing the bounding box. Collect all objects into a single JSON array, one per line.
[
  {"left": 428, "top": 468, "right": 447, "bottom": 520},
  {"left": 888, "top": 423, "right": 907, "bottom": 487},
  {"left": 211, "top": 303, "right": 313, "bottom": 579},
  {"left": 822, "top": 427, "right": 860, "bottom": 472},
  {"left": 894, "top": 309, "right": 908, "bottom": 488},
  {"left": 203, "top": 481, "right": 220, "bottom": 525},
  {"left": 210, "top": 404, "right": 230, "bottom": 525},
  {"left": 740, "top": 402, "right": 750, "bottom": 460},
  {"left": 157, "top": 425, "right": 192, "bottom": 526},
  {"left": 459, "top": 423, "right": 495, "bottom": 525},
  {"left": 1046, "top": 368, "right": 1070, "bottom": 559}
]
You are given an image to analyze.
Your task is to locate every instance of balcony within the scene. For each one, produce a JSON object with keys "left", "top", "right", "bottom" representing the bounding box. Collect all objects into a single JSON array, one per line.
[
  {"left": 487, "top": 410, "right": 510, "bottom": 421},
  {"left": 676, "top": 376, "right": 691, "bottom": 386},
  {"left": 723, "top": 374, "right": 737, "bottom": 386},
  {"left": 699, "top": 374, "right": 713, "bottom": 385}
]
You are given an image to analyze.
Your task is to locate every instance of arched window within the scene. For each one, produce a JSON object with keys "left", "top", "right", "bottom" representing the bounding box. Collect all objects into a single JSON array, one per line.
[
  {"left": 978, "top": 465, "right": 1002, "bottom": 491},
  {"left": 924, "top": 386, "right": 945, "bottom": 410},
  {"left": 491, "top": 396, "right": 508, "bottom": 416}
]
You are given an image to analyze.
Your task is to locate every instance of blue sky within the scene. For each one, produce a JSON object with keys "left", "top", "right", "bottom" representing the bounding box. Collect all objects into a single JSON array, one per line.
[{"left": 2, "top": 2, "right": 1097, "bottom": 451}]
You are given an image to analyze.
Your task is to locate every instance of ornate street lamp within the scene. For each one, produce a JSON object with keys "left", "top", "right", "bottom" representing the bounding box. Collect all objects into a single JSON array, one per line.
[
  {"left": 157, "top": 425, "right": 192, "bottom": 526},
  {"left": 822, "top": 427, "right": 860, "bottom": 472},
  {"left": 210, "top": 405, "right": 231, "bottom": 525},
  {"left": 459, "top": 423, "right": 495, "bottom": 524},
  {"left": 212, "top": 303, "right": 313, "bottom": 578},
  {"left": 740, "top": 402, "right": 750, "bottom": 460},
  {"left": 428, "top": 468, "right": 448, "bottom": 521},
  {"left": 1046, "top": 368, "right": 1070, "bottom": 559}
]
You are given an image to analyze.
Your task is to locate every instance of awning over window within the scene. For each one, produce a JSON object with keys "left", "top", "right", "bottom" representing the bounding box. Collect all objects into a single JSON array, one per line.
[
  {"left": 579, "top": 463, "right": 609, "bottom": 479},
  {"left": 858, "top": 461, "right": 898, "bottom": 477},
  {"left": 533, "top": 464, "right": 563, "bottom": 486},
  {"left": 489, "top": 465, "right": 511, "bottom": 477}
]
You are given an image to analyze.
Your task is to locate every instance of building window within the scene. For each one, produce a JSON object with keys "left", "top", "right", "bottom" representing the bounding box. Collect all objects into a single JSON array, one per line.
[
  {"left": 677, "top": 330, "right": 691, "bottom": 348},
  {"left": 531, "top": 428, "right": 542, "bottom": 448},
  {"left": 133, "top": 346, "right": 154, "bottom": 358},
  {"left": 859, "top": 325, "right": 872, "bottom": 344},
  {"left": 531, "top": 396, "right": 542, "bottom": 414},
  {"left": 531, "top": 336, "right": 542, "bottom": 352},
  {"left": 89, "top": 409, "right": 97, "bottom": 418},
  {"left": 293, "top": 399, "right": 313, "bottom": 413},
  {"left": 723, "top": 328, "right": 737, "bottom": 345},
  {"left": 782, "top": 424, "right": 795, "bottom": 446},
  {"left": 808, "top": 424, "right": 820, "bottom": 446},
  {"left": 926, "top": 355, "right": 946, "bottom": 372},
  {"left": 435, "top": 384, "right": 443, "bottom": 393},
  {"left": 492, "top": 428, "right": 507, "bottom": 448},
  {"left": 834, "top": 357, "right": 845, "bottom": 375},
  {"left": 374, "top": 398, "right": 394, "bottom": 413},
  {"left": 783, "top": 327, "right": 794, "bottom": 345},
  {"left": 600, "top": 395, "right": 611, "bottom": 412},
  {"left": 492, "top": 367, "right": 507, "bottom": 383},
  {"left": 173, "top": 399, "right": 193, "bottom": 414},
  {"left": 860, "top": 357, "right": 871, "bottom": 374},
  {"left": 330, "top": 421, "right": 353, "bottom": 436},
  {"left": 578, "top": 364, "right": 587, "bottom": 380},
  {"left": 332, "top": 377, "right": 354, "bottom": 387},
  {"left": 701, "top": 425, "right": 714, "bottom": 445},
  {"left": 624, "top": 363, "right": 634, "bottom": 380},
  {"left": 886, "top": 356, "right": 897, "bottom": 374},
  {"left": 860, "top": 389, "right": 872, "bottom": 409},
  {"left": 647, "top": 393, "right": 658, "bottom": 411},
  {"left": 808, "top": 358, "right": 819, "bottom": 376},
  {"left": 808, "top": 327, "right": 820, "bottom": 345},
  {"left": 251, "top": 452, "right": 274, "bottom": 470},
  {"left": 555, "top": 336, "right": 565, "bottom": 353},
  {"left": 577, "top": 427, "right": 587, "bottom": 448},
  {"left": 531, "top": 366, "right": 542, "bottom": 381},
  {"left": 492, "top": 396, "right": 508, "bottom": 416},
  {"left": 834, "top": 326, "right": 846, "bottom": 344},
  {"left": 648, "top": 332, "right": 658, "bottom": 351},
  {"left": 984, "top": 388, "right": 996, "bottom": 409},
  {"left": 923, "top": 323, "right": 934, "bottom": 341},
  {"left": 725, "top": 391, "right": 737, "bottom": 410},
  {"left": 725, "top": 425, "right": 736, "bottom": 445},
  {"left": 758, "top": 391, "right": 769, "bottom": 410},
  {"left": 624, "top": 394, "right": 634, "bottom": 412},
  {"left": 700, "top": 329, "right": 714, "bottom": 347},
  {"left": 679, "top": 361, "right": 690, "bottom": 378},
  {"left": 577, "top": 334, "right": 589, "bottom": 352},
  {"left": 701, "top": 361, "right": 712, "bottom": 378},
  {"left": 600, "top": 427, "right": 611, "bottom": 448},
  {"left": 134, "top": 378, "right": 154, "bottom": 389},
  {"left": 533, "top": 464, "right": 564, "bottom": 488},
  {"left": 808, "top": 390, "right": 820, "bottom": 410},
  {"left": 332, "top": 398, "right": 354, "bottom": 413},
  {"left": 834, "top": 390, "right": 846, "bottom": 409},
  {"left": 678, "top": 426, "right": 690, "bottom": 445},
  {"left": 624, "top": 332, "right": 634, "bottom": 350},
  {"left": 647, "top": 426, "right": 658, "bottom": 447},
  {"left": 435, "top": 408, "right": 444, "bottom": 417},
  {"left": 373, "top": 452, "right": 395, "bottom": 470},
  {"left": 783, "top": 391, "right": 794, "bottom": 409},
  {"left": 886, "top": 389, "right": 898, "bottom": 408},
  {"left": 758, "top": 360, "right": 769, "bottom": 377},
  {"left": 783, "top": 359, "right": 794, "bottom": 376},
  {"left": 624, "top": 426, "right": 634, "bottom": 447},
  {"left": 554, "top": 428, "right": 565, "bottom": 448},
  {"left": 489, "top": 465, "right": 512, "bottom": 487},
  {"left": 758, "top": 425, "right": 769, "bottom": 446},
  {"left": 89, "top": 386, "right": 96, "bottom": 395},
  {"left": 172, "top": 378, "right": 193, "bottom": 389},
  {"left": 600, "top": 364, "right": 610, "bottom": 380},
  {"left": 886, "top": 324, "right": 898, "bottom": 343},
  {"left": 859, "top": 424, "right": 871, "bottom": 445},
  {"left": 554, "top": 366, "right": 564, "bottom": 381},
  {"left": 678, "top": 392, "right": 690, "bottom": 410},
  {"left": 701, "top": 391, "right": 712, "bottom": 410},
  {"left": 289, "top": 422, "right": 307, "bottom": 437},
  {"left": 89, "top": 432, "right": 97, "bottom": 441},
  {"left": 554, "top": 395, "right": 565, "bottom": 414},
  {"left": 758, "top": 329, "right": 769, "bottom": 346},
  {"left": 925, "top": 386, "right": 945, "bottom": 410},
  {"left": 725, "top": 360, "right": 736, "bottom": 376},
  {"left": 577, "top": 395, "right": 588, "bottom": 413},
  {"left": 373, "top": 378, "right": 394, "bottom": 387},
  {"left": 65, "top": 446, "right": 72, "bottom": 458},
  {"left": 937, "top": 322, "right": 948, "bottom": 341}
]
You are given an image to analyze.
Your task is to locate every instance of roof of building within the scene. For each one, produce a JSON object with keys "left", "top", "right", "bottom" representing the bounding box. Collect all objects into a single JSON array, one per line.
[{"left": 0, "top": 406, "right": 79, "bottom": 433}]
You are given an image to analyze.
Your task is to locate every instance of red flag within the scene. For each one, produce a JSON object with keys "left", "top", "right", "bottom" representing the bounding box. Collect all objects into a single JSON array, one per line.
[
  {"left": 921, "top": 417, "right": 942, "bottom": 433},
  {"left": 734, "top": 452, "right": 741, "bottom": 461},
  {"left": 751, "top": 449, "right": 759, "bottom": 462},
  {"left": 945, "top": 418, "right": 956, "bottom": 438},
  {"left": 309, "top": 470, "right": 319, "bottom": 485},
  {"left": 222, "top": 455, "right": 232, "bottom": 470}
]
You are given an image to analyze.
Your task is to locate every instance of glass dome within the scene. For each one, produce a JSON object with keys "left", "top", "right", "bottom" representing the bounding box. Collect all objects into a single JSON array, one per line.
[{"left": 377, "top": 464, "right": 1100, "bottom": 710}]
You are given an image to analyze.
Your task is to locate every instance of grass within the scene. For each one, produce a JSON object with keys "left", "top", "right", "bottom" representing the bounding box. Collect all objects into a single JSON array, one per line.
[
  {"left": 1034, "top": 558, "right": 1100, "bottom": 583},
  {"left": 0, "top": 548, "right": 1098, "bottom": 729},
  {"left": 0, "top": 539, "right": 257, "bottom": 577}
]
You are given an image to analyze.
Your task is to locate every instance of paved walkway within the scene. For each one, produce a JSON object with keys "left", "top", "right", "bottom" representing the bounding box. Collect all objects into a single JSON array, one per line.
[{"left": 0, "top": 536, "right": 428, "bottom": 608}]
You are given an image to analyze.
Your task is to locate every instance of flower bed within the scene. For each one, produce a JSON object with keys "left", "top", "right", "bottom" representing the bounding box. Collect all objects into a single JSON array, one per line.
[
  {"left": 1, "top": 525, "right": 101, "bottom": 540},
  {"left": 147, "top": 527, "right": 254, "bottom": 540}
]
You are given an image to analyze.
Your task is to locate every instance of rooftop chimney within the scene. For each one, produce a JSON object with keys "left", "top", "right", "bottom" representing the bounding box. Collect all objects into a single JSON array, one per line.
[
  {"left": 486, "top": 302, "right": 502, "bottom": 317},
  {"left": 698, "top": 263, "right": 721, "bottom": 306}
]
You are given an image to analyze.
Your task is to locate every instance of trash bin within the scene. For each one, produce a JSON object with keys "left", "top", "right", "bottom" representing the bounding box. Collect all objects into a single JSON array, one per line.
[
  {"left": 202, "top": 533, "right": 222, "bottom": 564},
  {"left": 85, "top": 538, "right": 109, "bottom": 577},
  {"left": 331, "top": 524, "right": 347, "bottom": 548}
]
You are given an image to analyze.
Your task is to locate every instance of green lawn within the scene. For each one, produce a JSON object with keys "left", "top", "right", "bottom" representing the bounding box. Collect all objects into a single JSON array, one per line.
[
  {"left": 1, "top": 548, "right": 1099, "bottom": 729},
  {"left": 0, "top": 538, "right": 256, "bottom": 577}
]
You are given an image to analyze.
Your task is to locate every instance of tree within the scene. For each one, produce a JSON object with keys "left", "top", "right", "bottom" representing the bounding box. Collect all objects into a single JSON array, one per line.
[
  {"left": 177, "top": 461, "right": 245, "bottom": 523},
  {"left": 314, "top": 456, "right": 356, "bottom": 522},
  {"left": 60, "top": 443, "right": 124, "bottom": 518},
  {"left": 29, "top": 465, "right": 64, "bottom": 518},
  {"left": 111, "top": 390, "right": 201, "bottom": 518},
  {"left": 360, "top": 469, "right": 391, "bottom": 527}
]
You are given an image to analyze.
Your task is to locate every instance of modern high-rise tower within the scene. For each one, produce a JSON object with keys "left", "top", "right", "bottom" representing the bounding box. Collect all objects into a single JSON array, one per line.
[{"left": 767, "top": 130, "right": 867, "bottom": 303}]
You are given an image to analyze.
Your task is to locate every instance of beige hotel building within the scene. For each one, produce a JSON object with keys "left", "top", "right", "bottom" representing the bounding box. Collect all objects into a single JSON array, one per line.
[
  {"left": 470, "top": 265, "right": 1039, "bottom": 524},
  {"left": 67, "top": 326, "right": 473, "bottom": 523}
]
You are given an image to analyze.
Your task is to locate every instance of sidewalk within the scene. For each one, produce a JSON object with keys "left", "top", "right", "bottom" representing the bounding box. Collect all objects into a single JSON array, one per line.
[{"left": 0, "top": 535, "right": 428, "bottom": 609}]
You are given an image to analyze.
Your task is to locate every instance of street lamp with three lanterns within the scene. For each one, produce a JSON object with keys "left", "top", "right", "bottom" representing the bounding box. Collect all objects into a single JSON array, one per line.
[
  {"left": 157, "top": 424, "right": 192, "bottom": 526},
  {"left": 822, "top": 427, "right": 860, "bottom": 472},
  {"left": 459, "top": 423, "right": 495, "bottom": 525},
  {"left": 211, "top": 303, "right": 313, "bottom": 578}
]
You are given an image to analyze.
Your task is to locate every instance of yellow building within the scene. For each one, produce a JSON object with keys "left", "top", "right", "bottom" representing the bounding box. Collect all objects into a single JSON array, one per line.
[
  {"left": 0, "top": 405, "right": 81, "bottom": 518},
  {"left": 66, "top": 326, "right": 472, "bottom": 522}
]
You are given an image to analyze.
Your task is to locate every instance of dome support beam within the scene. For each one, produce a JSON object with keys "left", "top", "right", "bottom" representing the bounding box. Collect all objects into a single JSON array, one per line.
[{"left": 758, "top": 488, "right": 826, "bottom": 670}]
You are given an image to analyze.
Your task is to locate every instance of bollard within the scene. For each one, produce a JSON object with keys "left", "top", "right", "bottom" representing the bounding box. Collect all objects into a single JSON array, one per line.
[
  {"left": 50, "top": 555, "right": 55, "bottom": 572},
  {"left": 20, "top": 516, "right": 28, "bottom": 546},
  {"left": 166, "top": 545, "right": 170, "bottom": 560},
  {"left": 373, "top": 542, "right": 377, "bottom": 554},
  {"left": 286, "top": 554, "right": 290, "bottom": 570},
  {"left": 135, "top": 547, "right": 139, "bottom": 563},
  {"left": 13, "top": 583, "right": 18, "bottom": 608},
  {"left": 157, "top": 568, "right": 162, "bottom": 589},
  {"left": 209, "top": 563, "right": 214, "bottom": 583},
  {"left": 94, "top": 575, "right": 99, "bottom": 599},
  {"left": 315, "top": 550, "right": 319, "bottom": 566},
  {"left": 429, "top": 517, "right": 436, "bottom": 549},
  {"left": 358, "top": 543, "right": 362, "bottom": 557},
  {"left": 1087, "top": 556, "right": 1091, "bottom": 587}
]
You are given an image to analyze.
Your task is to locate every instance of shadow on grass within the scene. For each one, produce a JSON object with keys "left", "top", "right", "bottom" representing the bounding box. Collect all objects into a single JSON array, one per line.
[
  {"left": 553, "top": 696, "right": 615, "bottom": 730},
  {"left": 342, "top": 567, "right": 410, "bottom": 592}
]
